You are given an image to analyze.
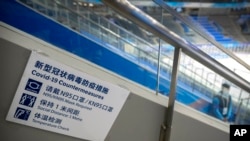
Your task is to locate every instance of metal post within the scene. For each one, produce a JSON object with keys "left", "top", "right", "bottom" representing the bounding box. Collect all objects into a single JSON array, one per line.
[
  {"left": 65, "top": 0, "right": 70, "bottom": 26},
  {"left": 156, "top": 7, "right": 163, "bottom": 95},
  {"left": 159, "top": 47, "right": 181, "bottom": 141},
  {"left": 243, "top": 95, "right": 250, "bottom": 121},
  {"left": 236, "top": 96, "right": 250, "bottom": 124},
  {"left": 238, "top": 89, "right": 243, "bottom": 104},
  {"left": 235, "top": 89, "right": 243, "bottom": 124},
  {"left": 44, "top": 0, "right": 48, "bottom": 15},
  {"left": 206, "top": 72, "right": 213, "bottom": 87},
  {"left": 212, "top": 74, "right": 216, "bottom": 90},
  {"left": 54, "top": 1, "right": 58, "bottom": 21},
  {"left": 77, "top": 3, "right": 80, "bottom": 31}
]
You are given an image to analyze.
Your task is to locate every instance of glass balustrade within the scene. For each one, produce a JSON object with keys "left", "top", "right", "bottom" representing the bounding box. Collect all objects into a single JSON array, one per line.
[{"left": 18, "top": 0, "right": 250, "bottom": 124}]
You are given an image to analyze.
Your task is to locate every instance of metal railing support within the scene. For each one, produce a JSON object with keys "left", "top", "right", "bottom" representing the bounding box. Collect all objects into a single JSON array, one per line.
[
  {"left": 156, "top": 7, "right": 164, "bottom": 95},
  {"left": 159, "top": 47, "right": 181, "bottom": 141}
]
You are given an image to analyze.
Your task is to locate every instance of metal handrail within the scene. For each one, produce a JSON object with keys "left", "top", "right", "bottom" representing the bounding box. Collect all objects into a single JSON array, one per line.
[
  {"left": 24, "top": 0, "right": 224, "bottom": 96},
  {"left": 101, "top": 0, "right": 250, "bottom": 94},
  {"left": 154, "top": 0, "right": 250, "bottom": 71}
]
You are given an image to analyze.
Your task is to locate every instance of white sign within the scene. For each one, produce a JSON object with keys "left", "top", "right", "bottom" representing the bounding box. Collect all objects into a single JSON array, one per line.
[{"left": 6, "top": 52, "right": 129, "bottom": 141}]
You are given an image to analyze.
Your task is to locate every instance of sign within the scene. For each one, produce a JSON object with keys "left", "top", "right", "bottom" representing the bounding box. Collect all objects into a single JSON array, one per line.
[
  {"left": 230, "top": 125, "right": 250, "bottom": 141},
  {"left": 6, "top": 52, "right": 129, "bottom": 141}
]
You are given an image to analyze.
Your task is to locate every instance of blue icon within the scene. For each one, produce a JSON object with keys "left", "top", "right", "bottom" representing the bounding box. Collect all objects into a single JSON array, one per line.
[
  {"left": 14, "top": 107, "right": 31, "bottom": 121},
  {"left": 19, "top": 93, "right": 37, "bottom": 108},
  {"left": 25, "top": 79, "right": 43, "bottom": 94}
]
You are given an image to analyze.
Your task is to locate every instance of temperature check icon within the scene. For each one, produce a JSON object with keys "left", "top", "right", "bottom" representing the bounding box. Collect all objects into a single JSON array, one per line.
[
  {"left": 14, "top": 107, "right": 31, "bottom": 121},
  {"left": 25, "top": 79, "right": 43, "bottom": 94}
]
